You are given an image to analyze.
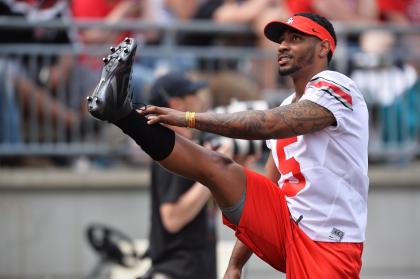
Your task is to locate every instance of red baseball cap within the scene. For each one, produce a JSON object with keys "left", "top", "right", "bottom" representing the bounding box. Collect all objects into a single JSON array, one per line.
[{"left": 264, "top": 15, "right": 336, "bottom": 53}]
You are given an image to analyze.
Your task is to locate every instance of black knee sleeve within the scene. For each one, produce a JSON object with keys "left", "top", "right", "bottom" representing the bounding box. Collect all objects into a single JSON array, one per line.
[{"left": 114, "top": 110, "right": 175, "bottom": 161}]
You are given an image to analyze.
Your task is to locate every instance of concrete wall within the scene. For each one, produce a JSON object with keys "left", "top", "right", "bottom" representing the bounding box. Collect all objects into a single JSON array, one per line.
[{"left": 0, "top": 165, "right": 419, "bottom": 279}]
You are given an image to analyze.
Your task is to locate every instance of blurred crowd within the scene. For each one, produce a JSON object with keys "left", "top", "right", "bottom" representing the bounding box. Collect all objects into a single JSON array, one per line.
[{"left": 0, "top": 0, "right": 419, "bottom": 167}]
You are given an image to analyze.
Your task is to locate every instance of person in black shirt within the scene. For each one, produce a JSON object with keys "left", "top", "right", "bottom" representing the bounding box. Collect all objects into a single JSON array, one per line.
[
  {"left": 141, "top": 72, "right": 219, "bottom": 279},
  {"left": 148, "top": 163, "right": 217, "bottom": 279}
]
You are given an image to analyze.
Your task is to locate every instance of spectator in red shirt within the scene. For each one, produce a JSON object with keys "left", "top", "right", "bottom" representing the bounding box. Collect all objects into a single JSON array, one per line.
[
  {"left": 376, "top": 0, "right": 420, "bottom": 74},
  {"left": 70, "top": 0, "right": 156, "bottom": 105},
  {"left": 377, "top": 0, "right": 420, "bottom": 23},
  {"left": 71, "top": 0, "right": 148, "bottom": 45},
  {"left": 286, "top": 0, "right": 378, "bottom": 22}
]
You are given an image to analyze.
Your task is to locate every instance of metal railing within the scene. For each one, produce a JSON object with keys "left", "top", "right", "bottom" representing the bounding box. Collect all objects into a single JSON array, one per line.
[{"left": 0, "top": 17, "right": 419, "bottom": 161}]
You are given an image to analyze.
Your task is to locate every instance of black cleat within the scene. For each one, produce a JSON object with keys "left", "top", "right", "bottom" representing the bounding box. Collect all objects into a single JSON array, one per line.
[{"left": 87, "top": 37, "right": 137, "bottom": 122}]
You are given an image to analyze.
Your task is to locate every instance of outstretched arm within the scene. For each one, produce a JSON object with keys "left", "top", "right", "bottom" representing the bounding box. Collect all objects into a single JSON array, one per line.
[{"left": 140, "top": 100, "right": 336, "bottom": 140}]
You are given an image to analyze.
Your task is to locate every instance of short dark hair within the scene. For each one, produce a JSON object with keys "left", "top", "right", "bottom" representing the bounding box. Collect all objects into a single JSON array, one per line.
[{"left": 295, "top": 13, "right": 337, "bottom": 63}]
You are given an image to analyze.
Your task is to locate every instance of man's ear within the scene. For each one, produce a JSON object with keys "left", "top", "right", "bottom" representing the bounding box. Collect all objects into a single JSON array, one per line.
[{"left": 319, "top": 40, "right": 331, "bottom": 58}]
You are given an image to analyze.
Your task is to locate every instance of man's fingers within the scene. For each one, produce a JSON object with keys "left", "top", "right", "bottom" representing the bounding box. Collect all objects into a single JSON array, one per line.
[
  {"left": 137, "top": 106, "right": 183, "bottom": 126},
  {"left": 136, "top": 108, "right": 150, "bottom": 116},
  {"left": 146, "top": 114, "right": 173, "bottom": 125},
  {"left": 137, "top": 105, "right": 161, "bottom": 116},
  {"left": 146, "top": 115, "right": 161, "bottom": 125}
]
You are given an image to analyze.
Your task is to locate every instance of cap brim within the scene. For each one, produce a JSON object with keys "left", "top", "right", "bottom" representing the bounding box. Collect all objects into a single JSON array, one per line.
[{"left": 264, "top": 21, "right": 308, "bottom": 43}]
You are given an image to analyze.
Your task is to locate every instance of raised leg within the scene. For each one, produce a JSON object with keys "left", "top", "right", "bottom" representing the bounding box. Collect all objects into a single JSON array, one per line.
[{"left": 87, "top": 38, "right": 246, "bottom": 208}]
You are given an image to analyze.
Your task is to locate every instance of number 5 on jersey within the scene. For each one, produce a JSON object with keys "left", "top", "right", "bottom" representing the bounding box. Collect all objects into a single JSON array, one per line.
[{"left": 276, "top": 137, "right": 306, "bottom": 197}]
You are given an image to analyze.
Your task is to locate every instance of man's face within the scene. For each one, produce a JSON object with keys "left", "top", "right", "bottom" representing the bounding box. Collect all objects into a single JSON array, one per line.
[{"left": 276, "top": 30, "right": 318, "bottom": 76}]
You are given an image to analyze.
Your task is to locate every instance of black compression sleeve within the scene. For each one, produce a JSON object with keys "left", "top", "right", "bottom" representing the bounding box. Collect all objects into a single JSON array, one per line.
[{"left": 114, "top": 110, "right": 175, "bottom": 161}]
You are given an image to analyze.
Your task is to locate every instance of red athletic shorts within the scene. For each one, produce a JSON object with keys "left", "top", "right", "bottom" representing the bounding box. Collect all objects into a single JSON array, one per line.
[{"left": 223, "top": 168, "right": 363, "bottom": 279}]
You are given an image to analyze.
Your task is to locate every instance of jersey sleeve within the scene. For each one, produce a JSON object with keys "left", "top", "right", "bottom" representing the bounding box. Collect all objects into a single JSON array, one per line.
[
  {"left": 300, "top": 73, "right": 354, "bottom": 131},
  {"left": 266, "top": 140, "right": 272, "bottom": 150}
]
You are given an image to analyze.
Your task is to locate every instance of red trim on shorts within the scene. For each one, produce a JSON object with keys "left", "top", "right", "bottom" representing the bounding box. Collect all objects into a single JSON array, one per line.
[{"left": 222, "top": 168, "right": 363, "bottom": 278}]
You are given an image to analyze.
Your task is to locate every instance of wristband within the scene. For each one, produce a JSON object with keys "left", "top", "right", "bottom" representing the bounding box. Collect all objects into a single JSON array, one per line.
[
  {"left": 185, "top": 111, "right": 190, "bottom": 127},
  {"left": 189, "top": 112, "right": 196, "bottom": 128},
  {"left": 185, "top": 111, "right": 196, "bottom": 128}
]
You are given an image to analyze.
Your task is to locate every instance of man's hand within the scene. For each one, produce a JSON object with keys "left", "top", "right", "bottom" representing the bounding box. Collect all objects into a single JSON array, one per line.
[
  {"left": 137, "top": 106, "right": 186, "bottom": 127},
  {"left": 223, "top": 266, "right": 242, "bottom": 279}
]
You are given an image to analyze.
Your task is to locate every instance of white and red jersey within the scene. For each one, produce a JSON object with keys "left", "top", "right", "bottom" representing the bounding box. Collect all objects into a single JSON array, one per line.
[{"left": 267, "top": 70, "right": 369, "bottom": 243}]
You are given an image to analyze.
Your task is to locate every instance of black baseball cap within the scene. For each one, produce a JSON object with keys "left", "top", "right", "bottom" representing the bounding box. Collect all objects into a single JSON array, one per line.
[{"left": 149, "top": 72, "right": 208, "bottom": 107}]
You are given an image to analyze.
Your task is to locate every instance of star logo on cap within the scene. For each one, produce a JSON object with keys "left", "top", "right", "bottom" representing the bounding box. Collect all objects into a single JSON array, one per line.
[{"left": 287, "top": 17, "right": 294, "bottom": 24}]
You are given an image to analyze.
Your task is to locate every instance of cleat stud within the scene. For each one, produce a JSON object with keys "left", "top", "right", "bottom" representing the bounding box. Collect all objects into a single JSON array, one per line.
[
  {"left": 124, "top": 37, "right": 130, "bottom": 43},
  {"left": 94, "top": 97, "right": 99, "bottom": 103},
  {"left": 110, "top": 46, "right": 116, "bottom": 52},
  {"left": 86, "top": 96, "right": 93, "bottom": 102},
  {"left": 117, "top": 57, "right": 123, "bottom": 62},
  {"left": 102, "top": 57, "right": 109, "bottom": 63},
  {"left": 124, "top": 48, "right": 129, "bottom": 53}
]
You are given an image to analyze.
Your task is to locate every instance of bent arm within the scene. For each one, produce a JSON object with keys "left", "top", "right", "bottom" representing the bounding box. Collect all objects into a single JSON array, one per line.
[
  {"left": 265, "top": 153, "right": 280, "bottom": 182},
  {"left": 195, "top": 100, "right": 335, "bottom": 139},
  {"left": 143, "top": 100, "right": 336, "bottom": 140},
  {"left": 160, "top": 182, "right": 211, "bottom": 233},
  {"left": 224, "top": 240, "right": 253, "bottom": 278}
]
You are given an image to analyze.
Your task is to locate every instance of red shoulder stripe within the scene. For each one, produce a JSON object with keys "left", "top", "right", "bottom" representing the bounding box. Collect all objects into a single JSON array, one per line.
[{"left": 310, "top": 80, "right": 353, "bottom": 108}]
